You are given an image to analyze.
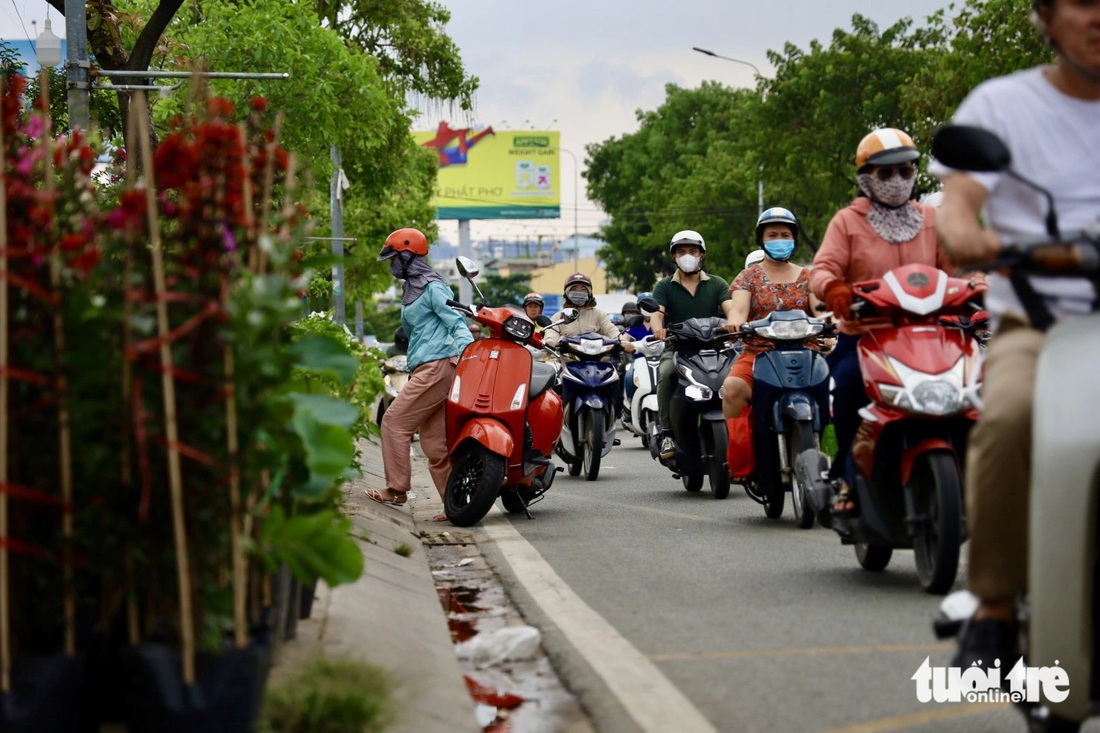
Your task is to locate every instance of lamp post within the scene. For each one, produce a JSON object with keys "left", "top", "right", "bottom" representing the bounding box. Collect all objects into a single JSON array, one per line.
[
  {"left": 555, "top": 146, "right": 580, "bottom": 272},
  {"left": 693, "top": 47, "right": 766, "bottom": 213}
]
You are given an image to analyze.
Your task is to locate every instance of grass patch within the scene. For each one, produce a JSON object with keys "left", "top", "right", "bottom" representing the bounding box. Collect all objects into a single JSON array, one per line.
[
  {"left": 261, "top": 655, "right": 395, "bottom": 733},
  {"left": 392, "top": 542, "right": 415, "bottom": 557}
]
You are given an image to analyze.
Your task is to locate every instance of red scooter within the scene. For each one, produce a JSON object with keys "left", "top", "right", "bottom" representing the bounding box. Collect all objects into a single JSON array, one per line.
[
  {"left": 443, "top": 258, "right": 577, "bottom": 526},
  {"left": 812, "top": 263, "right": 986, "bottom": 594}
]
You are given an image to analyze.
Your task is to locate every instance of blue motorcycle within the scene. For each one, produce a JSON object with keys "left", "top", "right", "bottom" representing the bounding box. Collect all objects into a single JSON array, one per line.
[
  {"left": 738, "top": 310, "right": 834, "bottom": 526},
  {"left": 554, "top": 333, "right": 624, "bottom": 481}
]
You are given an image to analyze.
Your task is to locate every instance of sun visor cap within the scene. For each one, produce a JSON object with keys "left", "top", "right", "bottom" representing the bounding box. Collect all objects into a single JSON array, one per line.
[
  {"left": 377, "top": 245, "right": 398, "bottom": 261},
  {"left": 862, "top": 147, "right": 920, "bottom": 169}
]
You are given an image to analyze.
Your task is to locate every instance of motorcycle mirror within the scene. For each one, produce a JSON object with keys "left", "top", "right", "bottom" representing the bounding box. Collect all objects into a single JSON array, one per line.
[
  {"left": 931, "top": 125, "right": 1011, "bottom": 172},
  {"left": 556, "top": 307, "right": 580, "bottom": 324},
  {"left": 637, "top": 296, "right": 660, "bottom": 316},
  {"left": 456, "top": 256, "right": 481, "bottom": 279},
  {"left": 933, "top": 125, "right": 1061, "bottom": 239}
]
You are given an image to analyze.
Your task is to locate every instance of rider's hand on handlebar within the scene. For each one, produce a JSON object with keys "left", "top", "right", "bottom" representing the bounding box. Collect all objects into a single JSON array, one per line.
[
  {"left": 824, "top": 281, "right": 854, "bottom": 321},
  {"left": 946, "top": 228, "right": 1003, "bottom": 269},
  {"left": 653, "top": 327, "right": 667, "bottom": 341}
]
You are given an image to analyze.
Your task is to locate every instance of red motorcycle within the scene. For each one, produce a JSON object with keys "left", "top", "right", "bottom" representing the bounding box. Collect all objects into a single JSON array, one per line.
[
  {"left": 813, "top": 263, "right": 986, "bottom": 594},
  {"left": 443, "top": 258, "right": 576, "bottom": 526}
]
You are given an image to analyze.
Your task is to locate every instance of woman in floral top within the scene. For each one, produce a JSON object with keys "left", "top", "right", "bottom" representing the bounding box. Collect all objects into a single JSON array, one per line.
[{"left": 721, "top": 208, "right": 821, "bottom": 423}]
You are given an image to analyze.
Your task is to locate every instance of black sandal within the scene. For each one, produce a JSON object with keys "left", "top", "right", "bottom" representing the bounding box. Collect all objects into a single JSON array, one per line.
[{"left": 831, "top": 481, "right": 859, "bottom": 519}]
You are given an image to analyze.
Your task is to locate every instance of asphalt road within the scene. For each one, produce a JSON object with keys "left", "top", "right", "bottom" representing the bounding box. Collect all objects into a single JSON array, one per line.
[{"left": 473, "top": 434, "right": 1099, "bottom": 733}]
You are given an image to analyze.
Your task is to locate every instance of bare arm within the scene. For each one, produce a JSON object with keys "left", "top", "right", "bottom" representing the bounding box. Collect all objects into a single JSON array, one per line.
[
  {"left": 937, "top": 173, "right": 1002, "bottom": 268},
  {"left": 728, "top": 290, "right": 751, "bottom": 329}
]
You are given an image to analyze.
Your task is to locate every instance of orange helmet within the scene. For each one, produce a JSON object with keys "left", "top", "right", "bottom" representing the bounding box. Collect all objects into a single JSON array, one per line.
[
  {"left": 856, "top": 128, "right": 919, "bottom": 171},
  {"left": 378, "top": 228, "right": 429, "bottom": 261}
]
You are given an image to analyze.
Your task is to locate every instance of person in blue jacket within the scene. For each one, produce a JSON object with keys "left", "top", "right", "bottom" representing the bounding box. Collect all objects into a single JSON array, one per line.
[{"left": 367, "top": 228, "right": 473, "bottom": 522}]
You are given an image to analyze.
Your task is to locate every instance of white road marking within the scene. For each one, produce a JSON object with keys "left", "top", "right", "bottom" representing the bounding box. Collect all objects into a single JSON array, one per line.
[{"left": 480, "top": 506, "right": 720, "bottom": 733}]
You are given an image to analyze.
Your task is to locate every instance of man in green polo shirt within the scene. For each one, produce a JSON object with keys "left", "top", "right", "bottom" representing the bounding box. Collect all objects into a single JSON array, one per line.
[{"left": 649, "top": 230, "right": 736, "bottom": 460}]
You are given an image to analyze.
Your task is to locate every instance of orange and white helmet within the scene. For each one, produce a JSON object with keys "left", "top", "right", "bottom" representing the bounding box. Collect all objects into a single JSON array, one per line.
[
  {"left": 856, "top": 128, "right": 920, "bottom": 171},
  {"left": 377, "top": 228, "right": 429, "bottom": 261}
]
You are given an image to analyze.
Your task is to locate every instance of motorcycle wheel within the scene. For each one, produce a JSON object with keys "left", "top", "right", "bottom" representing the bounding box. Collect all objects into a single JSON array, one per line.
[
  {"left": 855, "top": 542, "right": 892, "bottom": 571},
  {"left": 444, "top": 444, "right": 506, "bottom": 527},
  {"left": 500, "top": 487, "right": 527, "bottom": 514},
  {"left": 682, "top": 473, "right": 704, "bottom": 492},
  {"left": 762, "top": 474, "right": 785, "bottom": 518},
  {"left": 789, "top": 421, "right": 817, "bottom": 529},
  {"left": 706, "top": 420, "right": 730, "bottom": 500},
  {"left": 910, "top": 450, "right": 963, "bottom": 595},
  {"left": 569, "top": 458, "right": 582, "bottom": 476},
  {"left": 583, "top": 409, "right": 604, "bottom": 481}
]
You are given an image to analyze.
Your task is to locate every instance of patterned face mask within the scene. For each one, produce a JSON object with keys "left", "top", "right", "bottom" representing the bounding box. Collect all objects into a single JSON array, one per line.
[{"left": 858, "top": 172, "right": 924, "bottom": 244}]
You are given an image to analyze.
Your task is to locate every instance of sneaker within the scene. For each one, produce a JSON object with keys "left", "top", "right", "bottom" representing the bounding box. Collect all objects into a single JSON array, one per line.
[
  {"left": 659, "top": 435, "right": 677, "bottom": 460},
  {"left": 951, "top": 617, "right": 1020, "bottom": 672}
]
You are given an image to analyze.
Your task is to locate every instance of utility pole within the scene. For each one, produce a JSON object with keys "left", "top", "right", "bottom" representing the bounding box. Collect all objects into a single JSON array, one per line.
[
  {"left": 64, "top": 0, "right": 89, "bottom": 131},
  {"left": 330, "top": 145, "right": 347, "bottom": 325}
]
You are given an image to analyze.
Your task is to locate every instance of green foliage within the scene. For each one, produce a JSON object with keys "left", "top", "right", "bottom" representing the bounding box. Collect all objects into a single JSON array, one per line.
[
  {"left": 262, "top": 655, "right": 394, "bottom": 733},
  {"left": 259, "top": 506, "right": 364, "bottom": 586},
  {"left": 392, "top": 542, "right": 415, "bottom": 557},
  {"left": 312, "top": 0, "right": 479, "bottom": 111},
  {"left": 360, "top": 303, "right": 403, "bottom": 343},
  {"left": 476, "top": 271, "right": 533, "bottom": 307},
  {"left": 587, "top": 1, "right": 1050, "bottom": 286}
]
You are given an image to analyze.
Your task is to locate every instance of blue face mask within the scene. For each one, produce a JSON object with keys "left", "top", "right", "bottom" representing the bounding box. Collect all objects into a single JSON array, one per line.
[{"left": 763, "top": 239, "right": 796, "bottom": 262}]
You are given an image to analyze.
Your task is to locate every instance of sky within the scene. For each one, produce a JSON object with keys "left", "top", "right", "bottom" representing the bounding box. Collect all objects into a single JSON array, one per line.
[{"left": 2, "top": 0, "right": 957, "bottom": 244}]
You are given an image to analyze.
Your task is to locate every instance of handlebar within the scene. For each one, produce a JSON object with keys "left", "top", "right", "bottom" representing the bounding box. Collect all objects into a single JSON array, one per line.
[{"left": 989, "top": 227, "right": 1100, "bottom": 275}]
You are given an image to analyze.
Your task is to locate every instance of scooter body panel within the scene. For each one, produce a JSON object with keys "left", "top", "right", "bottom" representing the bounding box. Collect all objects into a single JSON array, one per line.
[
  {"left": 446, "top": 337, "right": 540, "bottom": 483},
  {"left": 1029, "top": 313, "right": 1100, "bottom": 722}
]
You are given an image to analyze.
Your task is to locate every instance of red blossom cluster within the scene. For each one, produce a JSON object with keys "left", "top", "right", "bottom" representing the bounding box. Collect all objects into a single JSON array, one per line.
[{"left": 150, "top": 95, "right": 291, "bottom": 280}]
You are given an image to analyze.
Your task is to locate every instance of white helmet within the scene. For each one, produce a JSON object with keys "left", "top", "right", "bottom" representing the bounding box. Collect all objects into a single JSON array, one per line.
[
  {"left": 745, "top": 249, "right": 766, "bottom": 268},
  {"left": 669, "top": 229, "right": 705, "bottom": 253}
]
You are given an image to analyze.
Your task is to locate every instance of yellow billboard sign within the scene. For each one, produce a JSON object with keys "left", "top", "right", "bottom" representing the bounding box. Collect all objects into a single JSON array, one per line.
[{"left": 414, "top": 124, "right": 561, "bottom": 219}]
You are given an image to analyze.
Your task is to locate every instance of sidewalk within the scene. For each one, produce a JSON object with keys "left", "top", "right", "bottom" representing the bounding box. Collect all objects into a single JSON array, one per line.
[{"left": 275, "top": 437, "right": 480, "bottom": 733}]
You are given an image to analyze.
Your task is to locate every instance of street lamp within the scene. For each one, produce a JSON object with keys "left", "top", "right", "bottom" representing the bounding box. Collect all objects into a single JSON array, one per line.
[{"left": 693, "top": 47, "right": 767, "bottom": 213}]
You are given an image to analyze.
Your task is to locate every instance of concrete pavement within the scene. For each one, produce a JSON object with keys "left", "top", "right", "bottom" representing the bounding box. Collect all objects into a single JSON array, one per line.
[{"left": 275, "top": 437, "right": 480, "bottom": 733}]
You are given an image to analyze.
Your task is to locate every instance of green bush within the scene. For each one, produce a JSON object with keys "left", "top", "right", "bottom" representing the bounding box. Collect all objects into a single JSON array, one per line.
[{"left": 262, "top": 656, "right": 395, "bottom": 733}]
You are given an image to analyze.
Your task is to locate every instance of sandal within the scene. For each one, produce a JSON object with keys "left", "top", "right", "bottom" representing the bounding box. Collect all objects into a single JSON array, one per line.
[
  {"left": 831, "top": 481, "right": 859, "bottom": 519},
  {"left": 365, "top": 488, "right": 408, "bottom": 507}
]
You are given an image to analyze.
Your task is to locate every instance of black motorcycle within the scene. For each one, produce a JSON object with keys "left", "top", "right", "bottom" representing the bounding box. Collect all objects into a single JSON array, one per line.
[{"left": 647, "top": 316, "right": 738, "bottom": 499}]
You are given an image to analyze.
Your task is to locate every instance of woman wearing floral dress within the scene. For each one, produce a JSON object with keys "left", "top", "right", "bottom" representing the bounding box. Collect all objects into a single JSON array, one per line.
[{"left": 721, "top": 208, "right": 821, "bottom": 477}]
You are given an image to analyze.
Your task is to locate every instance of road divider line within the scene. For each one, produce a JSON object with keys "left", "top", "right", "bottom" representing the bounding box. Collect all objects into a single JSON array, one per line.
[
  {"left": 817, "top": 701, "right": 1007, "bottom": 733},
  {"left": 648, "top": 641, "right": 954, "bottom": 662},
  {"left": 481, "top": 507, "right": 719, "bottom": 733}
]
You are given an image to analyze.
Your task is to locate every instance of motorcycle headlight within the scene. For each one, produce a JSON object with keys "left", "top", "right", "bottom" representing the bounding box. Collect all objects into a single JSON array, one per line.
[
  {"left": 757, "top": 318, "right": 821, "bottom": 341},
  {"left": 912, "top": 380, "right": 963, "bottom": 416},
  {"left": 503, "top": 316, "right": 534, "bottom": 342},
  {"left": 579, "top": 338, "right": 613, "bottom": 356},
  {"left": 685, "top": 385, "right": 713, "bottom": 401},
  {"left": 879, "top": 356, "right": 969, "bottom": 416}
]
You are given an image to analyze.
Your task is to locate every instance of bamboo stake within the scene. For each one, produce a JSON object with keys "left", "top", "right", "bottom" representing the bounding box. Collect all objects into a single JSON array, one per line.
[
  {"left": 0, "top": 74, "right": 12, "bottom": 695},
  {"left": 225, "top": 347, "right": 246, "bottom": 649},
  {"left": 122, "top": 101, "right": 139, "bottom": 643},
  {"left": 38, "top": 71, "right": 76, "bottom": 656},
  {"left": 133, "top": 91, "right": 196, "bottom": 685}
]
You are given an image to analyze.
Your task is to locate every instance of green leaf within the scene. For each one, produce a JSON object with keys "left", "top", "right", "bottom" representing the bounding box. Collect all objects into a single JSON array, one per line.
[
  {"left": 259, "top": 506, "right": 364, "bottom": 586},
  {"left": 291, "top": 407, "right": 356, "bottom": 480},
  {"left": 290, "top": 334, "right": 359, "bottom": 386},
  {"left": 289, "top": 393, "right": 359, "bottom": 430}
]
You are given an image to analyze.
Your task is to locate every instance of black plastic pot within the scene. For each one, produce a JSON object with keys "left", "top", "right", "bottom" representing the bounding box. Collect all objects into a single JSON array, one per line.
[
  {"left": 121, "top": 640, "right": 271, "bottom": 733},
  {"left": 298, "top": 578, "right": 319, "bottom": 620},
  {"left": 0, "top": 652, "right": 85, "bottom": 732}
]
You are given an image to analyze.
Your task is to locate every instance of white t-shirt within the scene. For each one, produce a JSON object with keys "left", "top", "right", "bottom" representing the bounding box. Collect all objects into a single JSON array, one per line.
[{"left": 929, "top": 66, "right": 1100, "bottom": 323}]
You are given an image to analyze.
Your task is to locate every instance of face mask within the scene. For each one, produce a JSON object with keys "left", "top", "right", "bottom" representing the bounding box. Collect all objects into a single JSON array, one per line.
[
  {"left": 566, "top": 291, "right": 589, "bottom": 306},
  {"left": 763, "top": 239, "right": 796, "bottom": 262},
  {"left": 859, "top": 172, "right": 915, "bottom": 208},
  {"left": 389, "top": 253, "right": 410, "bottom": 280},
  {"left": 675, "top": 254, "right": 700, "bottom": 274}
]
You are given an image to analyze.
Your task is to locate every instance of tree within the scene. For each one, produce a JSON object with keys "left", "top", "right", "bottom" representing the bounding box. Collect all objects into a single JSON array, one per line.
[{"left": 475, "top": 272, "right": 532, "bottom": 308}]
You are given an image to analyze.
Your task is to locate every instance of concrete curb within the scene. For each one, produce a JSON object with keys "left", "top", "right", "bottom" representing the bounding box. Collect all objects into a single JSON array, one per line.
[{"left": 277, "top": 437, "right": 480, "bottom": 733}]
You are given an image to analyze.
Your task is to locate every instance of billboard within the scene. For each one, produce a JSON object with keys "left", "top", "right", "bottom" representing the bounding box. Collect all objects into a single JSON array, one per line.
[{"left": 414, "top": 124, "right": 561, "bottom": 220}]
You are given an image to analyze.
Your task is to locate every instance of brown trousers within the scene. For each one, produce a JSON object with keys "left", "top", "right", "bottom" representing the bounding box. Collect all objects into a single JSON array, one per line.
[
  {"left": 965, "top": 315, "right": 1044, "bottom": 600},
  {"left": 380, "top": 357, "right": 457, "bottom": 499}
]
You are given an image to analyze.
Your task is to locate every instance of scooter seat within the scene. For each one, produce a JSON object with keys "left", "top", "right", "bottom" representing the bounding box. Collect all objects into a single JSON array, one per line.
[{"left": 530, "top": 361, "right": 557, "bottom": 400}]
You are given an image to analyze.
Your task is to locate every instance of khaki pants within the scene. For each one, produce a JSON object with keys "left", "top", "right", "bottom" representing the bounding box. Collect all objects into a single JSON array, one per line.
[
  {"left": 380, "top": 357, "right": 457, "bottom": 499},
  {"left": 965, "top": 316, "right": 1044, "bottom": 600}
]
